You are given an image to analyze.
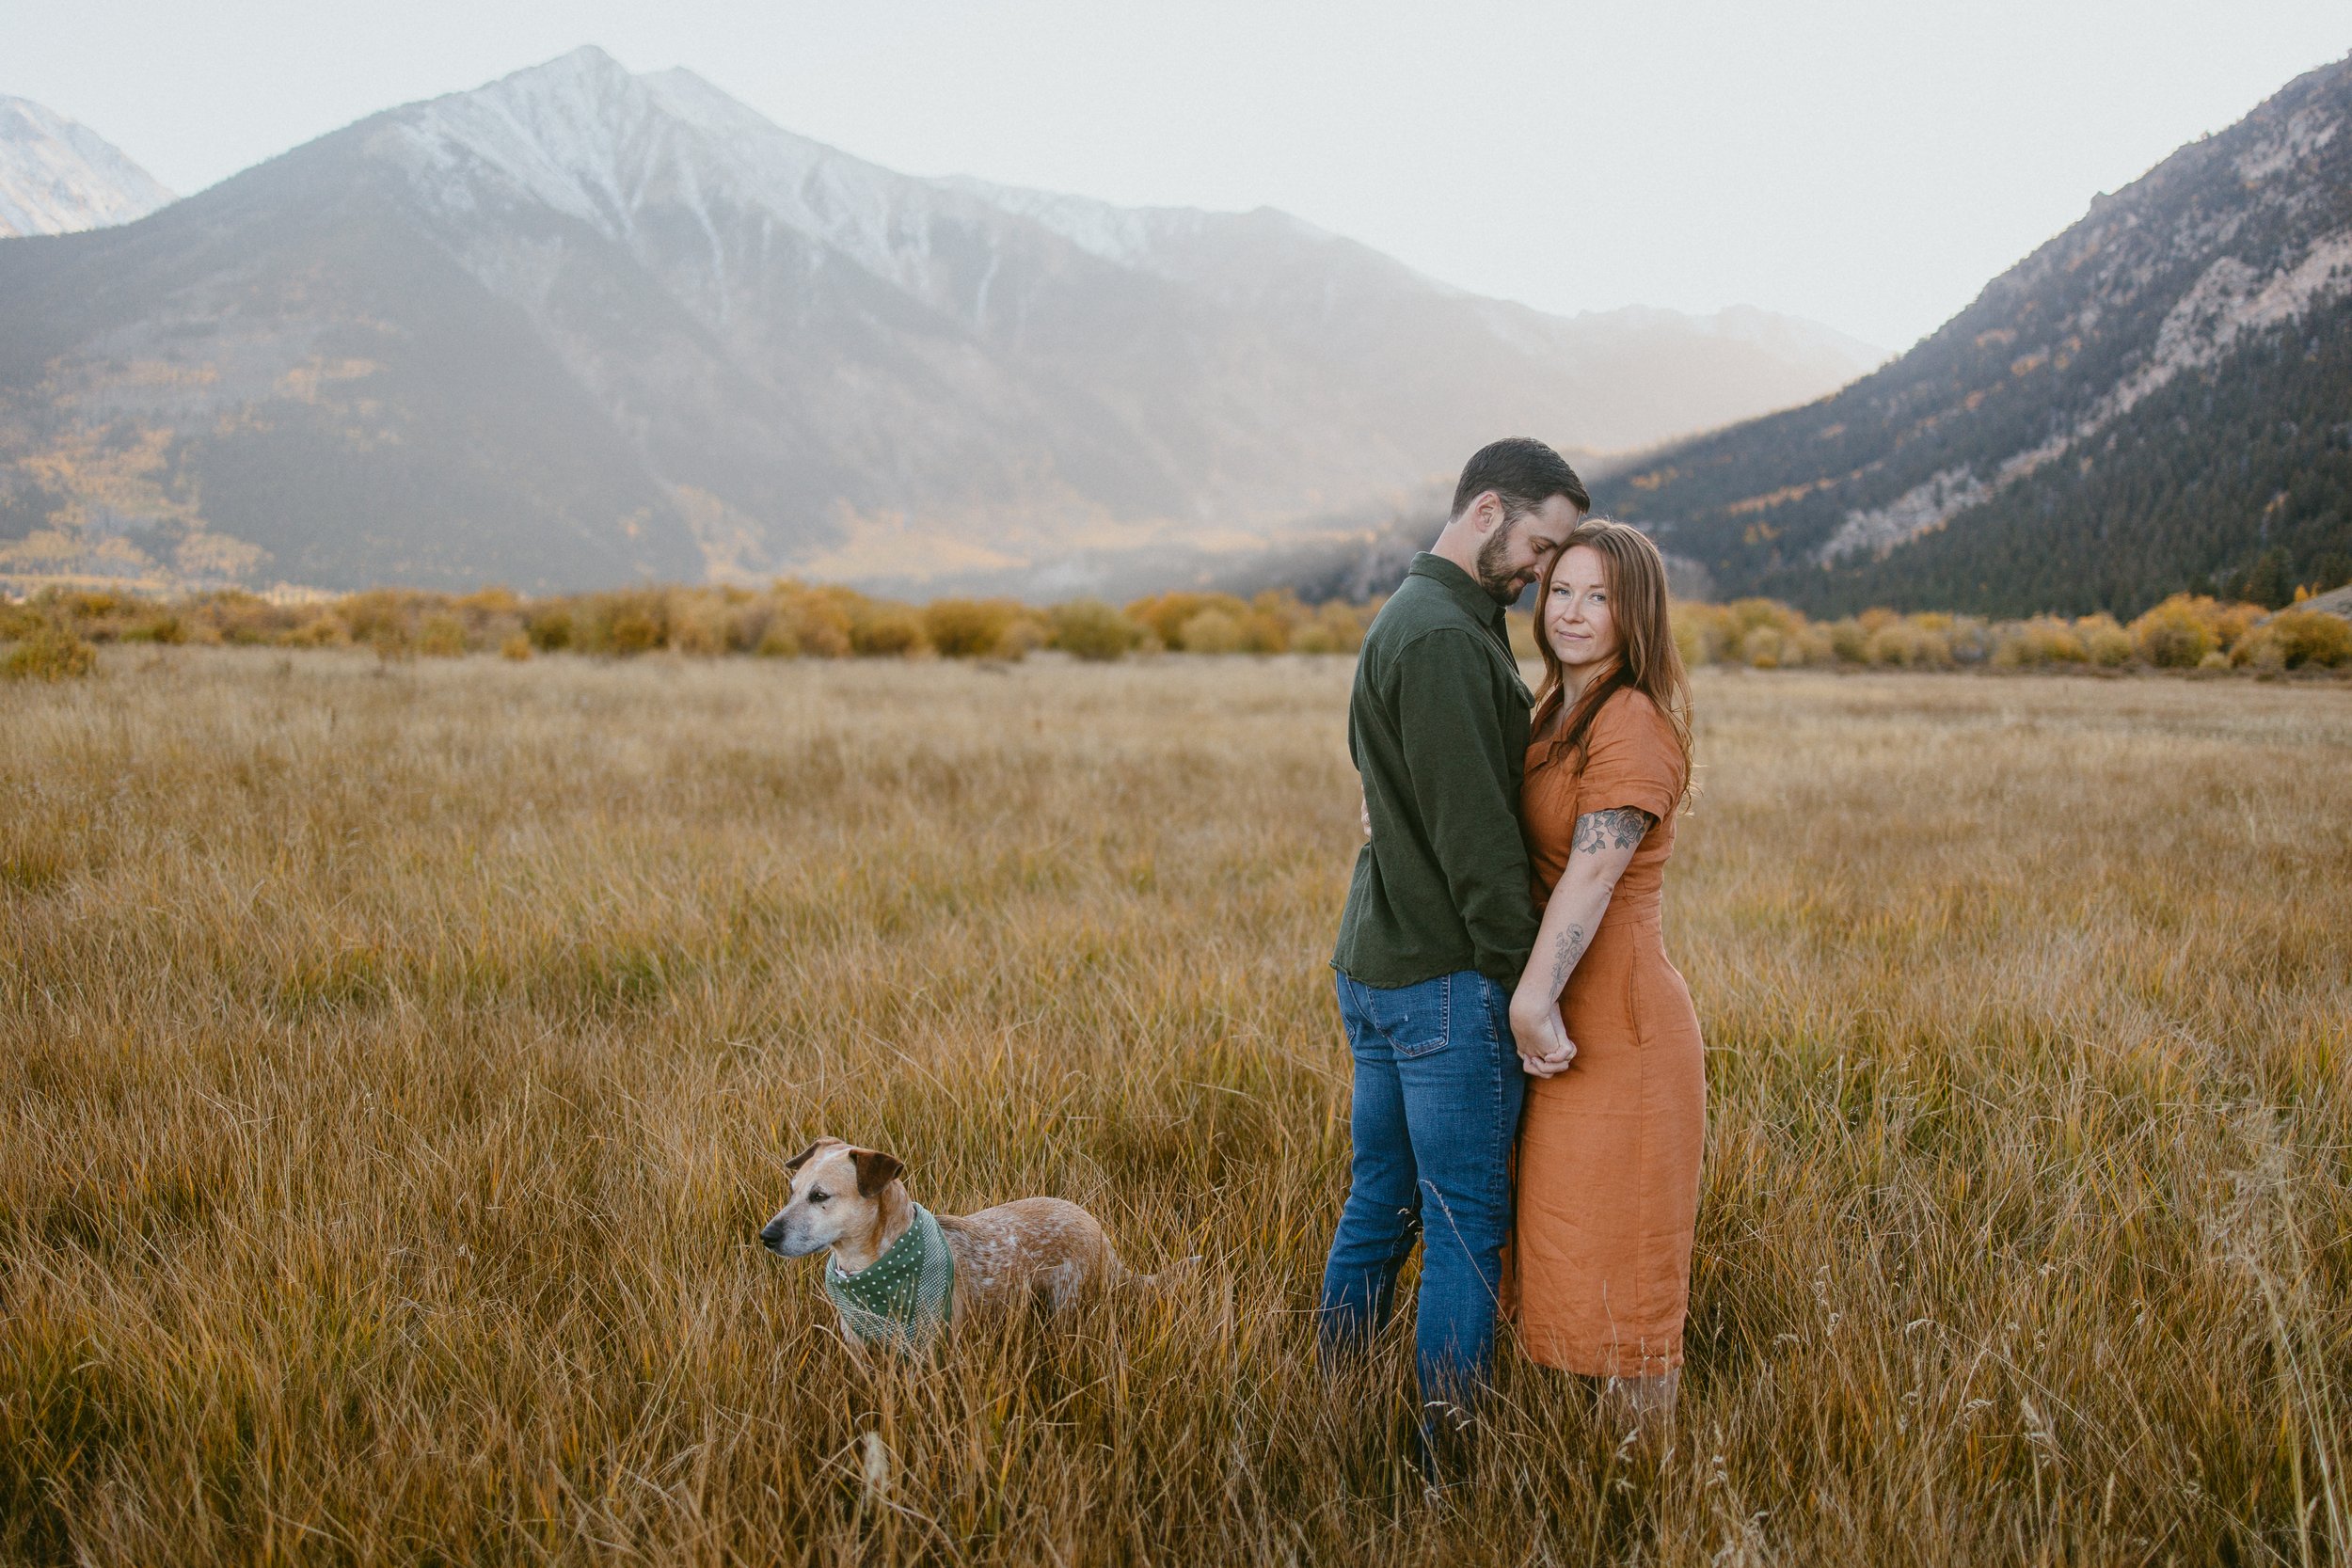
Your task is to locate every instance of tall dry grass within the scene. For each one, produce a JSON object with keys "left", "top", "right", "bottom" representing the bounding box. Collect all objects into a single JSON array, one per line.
[{"left": 3, "top": 651, "right": 2348, "bottom": 1565}]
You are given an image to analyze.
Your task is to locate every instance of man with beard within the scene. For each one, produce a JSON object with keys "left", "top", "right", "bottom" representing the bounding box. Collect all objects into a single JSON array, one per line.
[{"left": 1318, "top": 436, "right": 1587, "bottom": 1456}]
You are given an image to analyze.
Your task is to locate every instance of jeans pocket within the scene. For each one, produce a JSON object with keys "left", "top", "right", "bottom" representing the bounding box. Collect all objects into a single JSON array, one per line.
[{"left": 1360, "top": 974, "right": 1450, "bottom": 1058}]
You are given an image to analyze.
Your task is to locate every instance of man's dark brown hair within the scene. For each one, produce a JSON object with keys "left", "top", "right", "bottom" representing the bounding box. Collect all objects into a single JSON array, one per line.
[{"left": 1450, "top": 436, "right": 1590, "bottom": 522}]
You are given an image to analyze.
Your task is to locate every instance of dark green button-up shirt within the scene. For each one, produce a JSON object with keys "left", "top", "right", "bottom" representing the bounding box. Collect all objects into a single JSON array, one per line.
[{"left": 1332, "top": 553, "right": 1540, "bottom": 990}]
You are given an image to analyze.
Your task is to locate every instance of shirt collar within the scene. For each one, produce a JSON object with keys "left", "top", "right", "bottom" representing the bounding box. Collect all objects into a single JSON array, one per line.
[{"left": 1406, "top": 552, "right": 1511, "bottom": 640}]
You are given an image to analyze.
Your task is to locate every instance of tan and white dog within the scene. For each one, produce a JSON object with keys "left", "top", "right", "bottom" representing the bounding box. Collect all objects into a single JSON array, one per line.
[{"left": 757, "top": 1136, "right": 1171, "bottom": 1348}]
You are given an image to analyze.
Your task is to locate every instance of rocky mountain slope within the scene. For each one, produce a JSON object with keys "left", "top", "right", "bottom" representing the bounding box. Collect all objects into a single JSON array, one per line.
[
  {"left": 0, "top": 49, "right": 1879, "bottom": 594},
  {"left": 1593, "top": 54, "right": 2352, "bottom": 617},
  {"left": 0, "top": 97, "right": 173, "bottom": 237}
]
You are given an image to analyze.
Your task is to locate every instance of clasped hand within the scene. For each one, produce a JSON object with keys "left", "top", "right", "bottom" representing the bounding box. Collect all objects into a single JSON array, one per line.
[
  {"left": 1508, "top": 993, "right": 1578, "bottom": 1078},
  {"left": 1366, "top": 786, "right": 1575, "bottom": 1076}
]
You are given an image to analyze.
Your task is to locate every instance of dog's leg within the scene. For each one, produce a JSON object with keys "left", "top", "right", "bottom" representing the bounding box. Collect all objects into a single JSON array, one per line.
[
  {"left": 1043, "top": 1260, "right": 1088, "bottom": 1313},
  {"left": 834, "top": 1310, "right": 871, "bottom": 1365}
]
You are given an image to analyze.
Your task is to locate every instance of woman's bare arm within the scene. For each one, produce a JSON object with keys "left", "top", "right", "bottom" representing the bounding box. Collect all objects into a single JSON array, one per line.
[{"left": 1508, "top": 807, "right": 1655, "bottom": 1077}]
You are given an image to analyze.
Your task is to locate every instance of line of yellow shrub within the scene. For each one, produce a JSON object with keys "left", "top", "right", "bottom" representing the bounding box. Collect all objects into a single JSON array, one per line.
[
  {"left": 1672, "top": 594, "right": 2350, "bottom": 673},
  {"left": 0, "top": 584, "right": 1379, "bottom": 668},
  {"left": 3, "top": 583, "right": 2344, "bottom": 676}
]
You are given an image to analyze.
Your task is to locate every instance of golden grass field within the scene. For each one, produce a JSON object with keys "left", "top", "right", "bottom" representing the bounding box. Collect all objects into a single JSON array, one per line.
[{"left": 4, "top": 648, "right": 2349, "bottom": 1566}]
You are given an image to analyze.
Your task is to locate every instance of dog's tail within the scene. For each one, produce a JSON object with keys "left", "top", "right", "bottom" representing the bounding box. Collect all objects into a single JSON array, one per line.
[{"left": 1116, "top": 1252, "right": 1203, "bottom": 1291}]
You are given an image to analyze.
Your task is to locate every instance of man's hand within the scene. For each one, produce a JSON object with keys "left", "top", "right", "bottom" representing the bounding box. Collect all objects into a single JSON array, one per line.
[
  {"left": 1359, "top": 789, "right": 1372, "bottom": 840},
  {"left": 1509, "top": 993, "right": 1578, "bottom": 1078}
]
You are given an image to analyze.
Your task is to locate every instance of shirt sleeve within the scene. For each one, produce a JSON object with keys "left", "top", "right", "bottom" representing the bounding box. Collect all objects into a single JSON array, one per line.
[
  {"left": 1576, "top": 693, "right": 1683, "bottom": 827},
  {"left": 1391, "top": 628, "right": 1540, "bottom": 979}
]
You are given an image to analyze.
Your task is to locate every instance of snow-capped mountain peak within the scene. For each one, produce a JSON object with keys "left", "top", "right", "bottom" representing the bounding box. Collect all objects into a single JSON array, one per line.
[
  {"left": 380, "top": 48, "right": 1038, "bottom": 309},
  {"left": 0, "top": 47, "right": 1890, "bottom": 598},
  {"left": 0, "top": 96, "right": 174, "bottom": 237},
  {"left": 384, "top": 46, "right": 672, "bottom": 239}
]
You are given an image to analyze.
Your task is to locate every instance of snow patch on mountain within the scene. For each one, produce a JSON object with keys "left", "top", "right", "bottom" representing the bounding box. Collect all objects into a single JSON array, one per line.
[
  {"left": 378, "top": 48, "right": 1083, "bottom": 324},
  {"left": 0, "top": 96, "right": 174, "bottom": 237},
  {"left": 385, "top": 47, "right": 694, "bottom": 240}
]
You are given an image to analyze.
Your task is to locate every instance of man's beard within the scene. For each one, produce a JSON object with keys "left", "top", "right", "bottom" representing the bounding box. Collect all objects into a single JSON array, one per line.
[{"left": 1473, "top": 515, "right": 1527, "bottom": 605}]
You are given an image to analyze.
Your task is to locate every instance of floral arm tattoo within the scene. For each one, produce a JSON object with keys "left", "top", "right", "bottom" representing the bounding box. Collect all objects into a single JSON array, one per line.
[
  {"left": 1539, "top": 808, "right": 1658, "bottom": 995},
  {"left": 1573, "top": 806, "right": 1656, "bottom": 854},
  {"left": 1546, "top": 921, "right": 1588, "bottom": 995}
]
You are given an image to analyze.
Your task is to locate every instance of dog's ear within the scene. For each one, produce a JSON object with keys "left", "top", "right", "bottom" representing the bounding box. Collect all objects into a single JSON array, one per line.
[
  {"left": 850, "top": 1148, "right": 904, "bottom": 1198},
  {"left": 784, "top": 1140, "right": 827, "bottom": 1175}
]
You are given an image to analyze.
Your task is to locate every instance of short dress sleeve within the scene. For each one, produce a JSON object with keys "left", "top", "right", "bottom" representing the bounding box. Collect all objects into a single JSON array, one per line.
[{"left": 1576, "top": 691, "right": 1682, "bottom": 825}]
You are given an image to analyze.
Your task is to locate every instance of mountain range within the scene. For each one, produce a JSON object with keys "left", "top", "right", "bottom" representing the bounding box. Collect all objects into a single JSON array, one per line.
[
  {"left": 1588, "top": 53, "right": 2352, "bottom": 617},
  {"left": 0, "top": 96, "right": 174, "bottom": 238},
  {"left": 0, "top": 50, "right": 1881, "bottom": 596}
]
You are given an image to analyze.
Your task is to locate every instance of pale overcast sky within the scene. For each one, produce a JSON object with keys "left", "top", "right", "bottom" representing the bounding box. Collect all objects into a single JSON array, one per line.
[{"left": 5, "top": 0, "right": 2345, "bottom": 349}]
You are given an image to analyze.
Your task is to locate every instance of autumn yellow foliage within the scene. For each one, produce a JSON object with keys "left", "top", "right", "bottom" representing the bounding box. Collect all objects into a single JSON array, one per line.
[{"left": 2, "top": 579, "right": 2344, "bottom": 678}]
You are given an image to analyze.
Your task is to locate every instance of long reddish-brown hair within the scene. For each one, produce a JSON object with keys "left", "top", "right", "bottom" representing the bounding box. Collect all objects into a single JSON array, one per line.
[{"left": 1529, "top": 520, "right": 1694, "bottom": 806}]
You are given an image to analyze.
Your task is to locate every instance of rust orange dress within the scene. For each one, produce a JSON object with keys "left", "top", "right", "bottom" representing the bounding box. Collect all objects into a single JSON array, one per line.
[{"left": 1510, "top": 688, "right": 1705, "bottom": 1379}]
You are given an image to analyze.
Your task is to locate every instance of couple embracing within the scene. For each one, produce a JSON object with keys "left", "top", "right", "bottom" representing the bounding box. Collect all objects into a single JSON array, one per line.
[{"left": 1319, "top": 437, "right": 1703, "bottom": 1443}]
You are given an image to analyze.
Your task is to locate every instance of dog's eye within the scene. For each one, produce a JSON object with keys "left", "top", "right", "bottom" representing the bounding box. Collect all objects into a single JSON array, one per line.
[{"left": 807, "top": 1189, "right": 829, "bottom": 1203}]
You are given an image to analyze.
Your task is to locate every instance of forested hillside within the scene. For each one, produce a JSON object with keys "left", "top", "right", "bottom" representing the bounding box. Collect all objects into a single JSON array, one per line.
[{"left": 1594, "top": 55, "right": 2352, "bottom": 617}]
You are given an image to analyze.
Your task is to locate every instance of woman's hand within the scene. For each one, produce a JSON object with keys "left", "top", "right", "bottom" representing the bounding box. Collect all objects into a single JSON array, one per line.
[
  {"left": 1509, "top": 992, "right": 1578, "bottom": 1077},
  {"left": 1359, "top": 788, "right": 1372, "bottom": 840},
  {"left": 1509, "top": 807, "right": 1653, "bottom": 1081}
]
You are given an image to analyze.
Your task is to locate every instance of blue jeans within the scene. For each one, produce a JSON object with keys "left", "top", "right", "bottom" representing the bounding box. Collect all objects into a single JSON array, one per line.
[{"left": 1318, "top": 968, "right": 1526, "bottom": 1412}]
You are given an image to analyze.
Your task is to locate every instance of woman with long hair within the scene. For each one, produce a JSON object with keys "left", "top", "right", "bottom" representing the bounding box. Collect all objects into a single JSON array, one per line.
[{"left": 1505, "top": 519, "right": 1704, "bottom": 1427}]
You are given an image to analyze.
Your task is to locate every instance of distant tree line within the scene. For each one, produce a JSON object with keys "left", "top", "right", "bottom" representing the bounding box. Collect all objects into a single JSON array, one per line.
[
  {"left": 1671, "top": 593, "right": 2348, "bottom": 673},
  {"left": 0, "top": 582, "right": 1377, "bottom": 673},
  {"left": 6, "top": 580, "right": 2344, "bottom": 682}
]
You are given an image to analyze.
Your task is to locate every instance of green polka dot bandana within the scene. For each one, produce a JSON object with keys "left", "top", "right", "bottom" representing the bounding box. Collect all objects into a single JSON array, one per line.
[{"left": 824, "top": 1203, "right": 955, "bottom": 1352}]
